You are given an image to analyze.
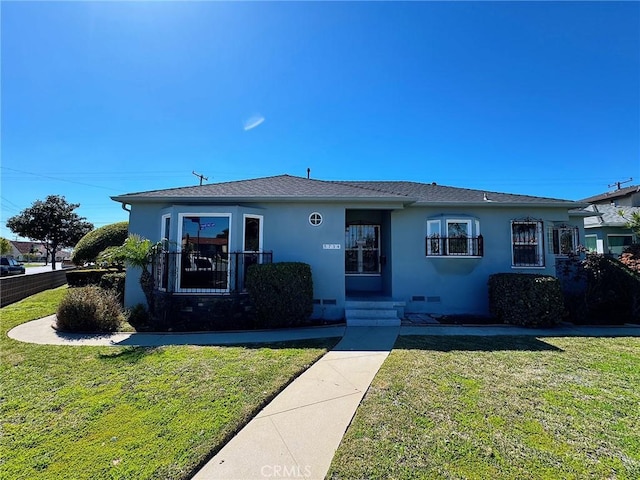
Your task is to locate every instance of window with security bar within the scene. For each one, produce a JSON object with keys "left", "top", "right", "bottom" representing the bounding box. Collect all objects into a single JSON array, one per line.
[
  {"left": 511, "top": 220, "right": 544, "bottom": 267},
  {"left": 548, "top": 225, "right": 579, "bottom": 256}
]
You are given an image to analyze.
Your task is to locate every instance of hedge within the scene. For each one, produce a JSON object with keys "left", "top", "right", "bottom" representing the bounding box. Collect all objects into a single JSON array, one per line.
[
  {"left": 72, "top": 221, "right": 129, "bottom": 265},
  {"left": 488, "top": 273, "right": 564, "bottom": 328},
  {"left": 245, "top": 262, "right": 313, "bottom": 329},
  {"left": 66, "top": 269, "right": 114, "bottom": 287}
]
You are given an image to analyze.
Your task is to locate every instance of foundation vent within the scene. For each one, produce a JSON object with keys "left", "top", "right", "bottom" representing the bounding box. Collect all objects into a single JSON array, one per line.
[
  {"left": 412, "top": 295, "right": 426, "bottom": 302},
  {"left": 322, "top": 299, "right": 337, "bottom": 305},
  {"left": 427, "top": 296, "right": 442, "bottom": 303}
]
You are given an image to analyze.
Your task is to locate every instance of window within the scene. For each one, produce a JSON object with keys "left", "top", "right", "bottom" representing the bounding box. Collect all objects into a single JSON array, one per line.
[
  {"left": 511, "top": 220, "right": 544, "bottom": 267},
  {"left": 178, "top": 214, "right": 231, "bottom": 291},
  {"left": 425, "top": 218, "right": 482, "bottom": 257},
  {"left": 243, "top": 215, "right": 263, "bottom": 252},
  {"left": 548, "top": 225, "right": 578, "bottom": 256},
  {"left": 309, "top": 212, "right": 323, "bottom": 226},
  {"left": 584, "top": 235, "right": 598, "bottom": 253},
  {"left": 607, "top": 235, "right": 633, "bottom": 256}
]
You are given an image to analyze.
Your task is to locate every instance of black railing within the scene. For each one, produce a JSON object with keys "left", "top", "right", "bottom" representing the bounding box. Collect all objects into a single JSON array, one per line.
[
  {"left": 425, "top": 235, "right": 484, "bottom": 257},
  {"left": 152, "top": 251, "right": 273, "bottom": 293}
]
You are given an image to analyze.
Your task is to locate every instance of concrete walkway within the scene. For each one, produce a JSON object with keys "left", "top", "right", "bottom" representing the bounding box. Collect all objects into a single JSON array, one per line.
[
  {"left": 7, "top": 316, "right": 640, "bottom": 347},
  {"left": 7, "top": 315, "right": 347, "bottom": 347},
  {"left": 192, "top": 326, "right": 399, "bottom": 480}
]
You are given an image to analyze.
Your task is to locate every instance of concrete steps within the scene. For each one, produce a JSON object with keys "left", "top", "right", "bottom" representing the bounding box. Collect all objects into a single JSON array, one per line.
[{"left": 345, "top": 300, "right": 405, "bottom": 327}]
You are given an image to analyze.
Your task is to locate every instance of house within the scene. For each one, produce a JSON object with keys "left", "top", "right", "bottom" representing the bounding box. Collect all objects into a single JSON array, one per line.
[
  {"left": 581, "top": 184, "right": 640, "bottom": 256},
  {"left": 8, "top": 241, "right": 47, "bottom": 262},
  {"left": 7, "top": 241, "right": 72, "bottom": 262},
  {"left": 112, "top": 174, "right": 588, "bottom": 325}
]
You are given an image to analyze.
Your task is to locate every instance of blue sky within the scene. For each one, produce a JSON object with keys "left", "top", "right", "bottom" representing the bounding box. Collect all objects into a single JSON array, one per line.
[{"left": 2, "top": 1, "right": 639, "bottom": 240}]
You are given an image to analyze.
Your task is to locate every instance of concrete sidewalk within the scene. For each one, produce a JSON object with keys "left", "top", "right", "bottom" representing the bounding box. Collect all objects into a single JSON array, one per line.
[{"left": 192, "top": 326, "right": 399, "bottom": 480}]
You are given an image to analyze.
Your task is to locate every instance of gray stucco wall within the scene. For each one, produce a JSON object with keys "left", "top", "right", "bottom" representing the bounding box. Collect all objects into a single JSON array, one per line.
[
  {"left": 391, "top": 206, "right": 579, "bottom": 315},
  {"left": 123, "top": 200, "right": 584, "bottom": 319}
]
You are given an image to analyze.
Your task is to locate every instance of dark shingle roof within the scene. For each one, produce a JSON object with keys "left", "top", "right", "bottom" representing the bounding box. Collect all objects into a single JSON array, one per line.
[
  {"left": 580, "top": 185, "right": 640, "bottom": 204},
  {"left": 112, "top": 175, "right": 410, "bottom": 203},
  {"left": 335, "top": 181, "right": 577, "bottom": 205},
  {"left": 112, "top": 174, "right": 582, "bottom": 207}
]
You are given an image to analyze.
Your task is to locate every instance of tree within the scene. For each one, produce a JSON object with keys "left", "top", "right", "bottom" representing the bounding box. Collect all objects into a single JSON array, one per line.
[
  {"left": 6, "top": 195, "right": 93, "bottom": 270},
  {"left": 0, "top": 237, "right": 12, "bottom": 256}
]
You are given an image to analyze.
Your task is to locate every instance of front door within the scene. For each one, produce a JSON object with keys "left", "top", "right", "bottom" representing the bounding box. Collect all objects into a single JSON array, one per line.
[{"left": 345, "top": 225, "right": 380, "bottom": 274}]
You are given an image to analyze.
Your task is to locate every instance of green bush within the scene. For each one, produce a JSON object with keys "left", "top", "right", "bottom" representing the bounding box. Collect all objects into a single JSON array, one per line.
[
  {"left": 245, "top": 262, "right": 313, "bottom": 328},
  {"left": 488, "top": 273, "right": 564, "bottom": 328},
  {"left": 56, "top": 286, "right": 124, "bottom": 332},
  {"left": 127, "top": 303, "right": 150, "bottom": 331},
  {"left": 99, "top": 272, "right": 126, "bottom": 303},
  {"left": 72, "top": 221, "right": 129, "bottom": 265},
  {"left": 582, "top": 254, "right": 640, "bottom": 323},
  {"left": 66, "top": 269, "right": 112, "bottom": 287}
]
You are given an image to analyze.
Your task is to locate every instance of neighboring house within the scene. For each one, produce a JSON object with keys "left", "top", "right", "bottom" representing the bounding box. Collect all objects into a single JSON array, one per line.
[
  {"left": 112, "top": 174, "right": 588, "bottom": 323},
  {"left": 9, "top": 241, "right": 47, "bottom": 262},
  {"left": 7, "top": 241, "right": 72, "bottom": 262},
  {"left": 581, "top": 184, "right": 640, "bottom": 256}
]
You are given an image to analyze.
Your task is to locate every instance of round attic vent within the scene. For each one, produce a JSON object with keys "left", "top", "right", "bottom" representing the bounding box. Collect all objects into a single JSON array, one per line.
[{"left": 309, "top": 212, "right": 323, "bottom": 226}]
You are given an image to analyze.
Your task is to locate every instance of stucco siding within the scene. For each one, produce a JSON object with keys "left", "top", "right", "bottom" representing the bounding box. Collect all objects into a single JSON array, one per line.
[{"left": 390, "top": 207, "right": 579, "bottom": 316}]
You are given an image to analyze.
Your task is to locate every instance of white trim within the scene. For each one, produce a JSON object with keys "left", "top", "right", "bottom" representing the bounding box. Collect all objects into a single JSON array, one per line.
[
  {"left": 242, "top": 214, "right": 263, "bottom": 253},
  {"left": 176, "top": 212, "right": 232, "bottom": 293}
]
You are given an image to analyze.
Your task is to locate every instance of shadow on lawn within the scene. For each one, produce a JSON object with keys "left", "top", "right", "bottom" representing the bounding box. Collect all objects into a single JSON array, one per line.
[
  {"left": 395, "top": 335, "right": 563, "bottom": 352},
  {"left": 98, "top": 346, "right": 162, "bottom": 362}
]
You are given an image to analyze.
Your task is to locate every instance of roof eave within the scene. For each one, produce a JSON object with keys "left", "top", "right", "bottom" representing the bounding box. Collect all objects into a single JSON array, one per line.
[
  {"left": 411, "top": 201, "right": 585, "bottom": 208},
  {"left": 111, "top": 195, "right": 412, "bottom": 204}
]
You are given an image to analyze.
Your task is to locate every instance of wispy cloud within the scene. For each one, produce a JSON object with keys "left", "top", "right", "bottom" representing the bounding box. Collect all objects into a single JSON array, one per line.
[{"left": 243, "top": 114, "right": 265, "bottom": 131}]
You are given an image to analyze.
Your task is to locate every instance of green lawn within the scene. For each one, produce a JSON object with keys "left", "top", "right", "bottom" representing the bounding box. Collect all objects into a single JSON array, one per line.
[
  {"left": 328, "top": 335, "right": 640, "bottom": 480},
  {"left": 1, "top": 287, "right": 338, "bottom": 479}
]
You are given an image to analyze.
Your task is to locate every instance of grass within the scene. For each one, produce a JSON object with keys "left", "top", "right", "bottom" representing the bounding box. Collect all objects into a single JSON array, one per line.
[
  {"left": 328, "top": 335, "right": 640, "bottom": 480},
  {"left": 1, "top": 287, "right": 338, "bottom": 479}
]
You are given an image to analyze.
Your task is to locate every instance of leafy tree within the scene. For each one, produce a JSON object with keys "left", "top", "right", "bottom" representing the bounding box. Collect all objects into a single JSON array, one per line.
[
  {"left": 6, "top": 195, "right": 93, "bottom": 270},
  {"left": 0, "top": 237, "right": 12, "bottom": 256}
]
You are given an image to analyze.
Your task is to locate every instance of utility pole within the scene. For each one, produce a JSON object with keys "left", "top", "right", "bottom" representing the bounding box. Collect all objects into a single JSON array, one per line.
[
  {"left": 608, "top": 177, "right": 633, "bottom": 190},
  {"left": 192, "top": 171, "right": 208, "bottom": 186}
]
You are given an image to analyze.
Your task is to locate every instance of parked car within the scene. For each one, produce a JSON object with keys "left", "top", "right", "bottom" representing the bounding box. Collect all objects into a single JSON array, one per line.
[{"left": 1, "top": 257, "right": 26, "bottom": 276}]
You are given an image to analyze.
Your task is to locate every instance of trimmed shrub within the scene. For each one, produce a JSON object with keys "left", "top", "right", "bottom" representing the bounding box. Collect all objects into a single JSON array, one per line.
[
  {"left": 99, "top": 272, "right": 126, "bottom": 303},
  {"left": 558, "top": 253, "right": 640, "bottom": 324},
  {"left": 66, "top": 269, "right": 112, "bottom": 287},
  {"left": 72, "top": 221, "right": 129, "bottom": 265},
  {"left": 245, "top": 262, "right": 313, "bottom": 329},
  {"left": 127, "top": 303, "right": 150, "bottom": 331},
  {"left": 56, "top": 286, "right": 124, "bottom": 332},
  {"left": 488, "top": 273, "right": 564, "bottom": 328}
]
